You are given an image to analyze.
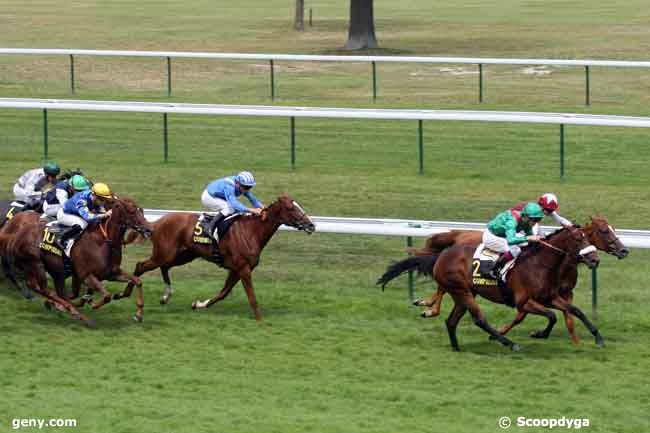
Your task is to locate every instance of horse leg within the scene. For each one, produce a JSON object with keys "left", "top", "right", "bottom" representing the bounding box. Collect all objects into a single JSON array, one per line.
[
  {"left": 463, "top": 292, "right": 520, "bottom": 351},
  {"left": 414, "top": 287, "right": 445, "bottom": 318},
  {"left": 26, "top": 270, "right": 94, "bottom": 326},
  {"left": 445, "top": 299, "right": 467, "bottom": 351},
  {"left": 192, "top": 270, "right": 240, "bottom": 311},
  {"left": 551, "top": 297, "right": 604, "bottom": 347},
  {"left": 238, "top": 268, "right": 262, "bottom": 320},
  {"left": 82, "top": 274, "right": 112, "bottom": 310},
  {"left": 3, "top": 256, "right": 32, "bottom": 299},
  {"left": 116, "top": 257, "right": 160, "bottom": 299},
  {"left": 107, "top": 269, "right": 145, "bottom": 322},
  {"left": 559, "top": 292, "right": 579, "bottom": 344},
  {"left": 158, "top": 249, "right": 197, "bottom": 305}
]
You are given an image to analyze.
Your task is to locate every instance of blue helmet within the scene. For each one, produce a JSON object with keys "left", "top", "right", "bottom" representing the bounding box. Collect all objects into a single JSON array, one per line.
[{"left": 236, "top": 171, "right": 256, "bottom": 188}]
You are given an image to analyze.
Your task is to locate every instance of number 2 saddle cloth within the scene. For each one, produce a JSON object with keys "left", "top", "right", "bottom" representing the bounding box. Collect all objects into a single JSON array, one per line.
[{"left": 471, "top": 243, "right": 517, "bottom": 307}]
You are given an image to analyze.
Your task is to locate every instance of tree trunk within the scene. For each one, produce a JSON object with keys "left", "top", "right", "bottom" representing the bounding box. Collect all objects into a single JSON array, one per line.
[
  {"left": 294, "top": 0, "right": 304, "bottom": 31},
  {"left": 346, "top": 0, "right": 378, "bottom": 50}
]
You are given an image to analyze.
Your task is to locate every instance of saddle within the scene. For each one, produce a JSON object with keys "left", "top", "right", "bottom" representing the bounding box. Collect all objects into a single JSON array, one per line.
[
  {"left": 471, "top": 243, "right": 517, "bottom": 307},
  {"left": 193, "top": 213, "right": 240, "bottom": 265}
]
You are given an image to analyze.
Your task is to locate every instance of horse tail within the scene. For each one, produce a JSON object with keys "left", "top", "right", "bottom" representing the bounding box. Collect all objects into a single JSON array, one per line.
[
  {"left": 406, "top": 231, "right": 464, "bottom": 256},
  {"left": 377, "top": 255, "right": 438, "bottom": 290}
]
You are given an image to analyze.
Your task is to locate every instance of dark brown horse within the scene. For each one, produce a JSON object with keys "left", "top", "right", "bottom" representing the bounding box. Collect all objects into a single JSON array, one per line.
[
  {"left": 378, "top": 225, "right": 601, "bottom": 351},
  {"left": 115, "top": 193, "right": 315, "bottom": 320},
  {"left": 412, "top": 216, "right": 628, "bottom": 325},
  {"left": 0, "top": 211, "right": 93, "bottom": 323},
  {"left": 0, "top": 198, "right": 152, "bottom": 325}
]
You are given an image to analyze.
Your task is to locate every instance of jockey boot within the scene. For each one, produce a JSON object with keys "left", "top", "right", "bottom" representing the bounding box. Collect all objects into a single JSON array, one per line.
[
  {"left": 209, "top": 212, "right": 225, "bottom": 241},
  {"left": 489, "top": 251, "right": 514, "bottom": 279},
  {"left": 59, "top": 224, "right": 83, "bottom": 248}
]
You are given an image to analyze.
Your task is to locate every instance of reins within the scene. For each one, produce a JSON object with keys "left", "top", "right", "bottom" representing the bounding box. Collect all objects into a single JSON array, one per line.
[{"left": 538, "top": 239, "right": 567, "bottom": 255}]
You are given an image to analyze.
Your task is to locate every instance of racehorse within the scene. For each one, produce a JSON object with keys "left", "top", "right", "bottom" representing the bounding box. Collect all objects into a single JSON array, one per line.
[
  {"left": 378, "top": 226, "right": 601, "bottom": 351},
  {"left": 0, "top": 197, "right": 152, "bottom": 325},
  {"left": 114, "top": 193, "right": 315, "bottom": 321},
  {"left": 412, "top": 216, "right": 628, "bottom": 326}
]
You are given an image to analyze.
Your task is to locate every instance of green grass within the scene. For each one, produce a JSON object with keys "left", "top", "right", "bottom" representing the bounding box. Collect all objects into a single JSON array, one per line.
[{"left": 1, "top": 1, "right": 650, "bottom": 432}]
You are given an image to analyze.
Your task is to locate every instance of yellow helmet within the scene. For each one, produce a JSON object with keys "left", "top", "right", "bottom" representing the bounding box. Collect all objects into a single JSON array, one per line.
[{"left": 91, "top": 182, "right": 113, "bottom": 199}]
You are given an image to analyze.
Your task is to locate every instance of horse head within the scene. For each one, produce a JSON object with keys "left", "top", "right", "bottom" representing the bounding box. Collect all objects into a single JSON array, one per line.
[
  {"left": 109, "top": 197, "right": 153, "bottom": 238},
  {"left": 584, "top": 216, "right": 629, "bottom": 259},
  {"left": 262, "top": 193, "right": 315, "bottom": 234},
  {"left": 550, "top": 225, "right": 600, "bottom": 269}
]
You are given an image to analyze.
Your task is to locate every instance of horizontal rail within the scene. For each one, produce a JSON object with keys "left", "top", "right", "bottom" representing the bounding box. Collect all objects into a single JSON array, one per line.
[
  {"left": 142, "top": 209, "right": 650, "bottom": 249},
  {"left": 2, "top": 48, "right": 650, "bottom": 68},
  {"left": 3, "top": 98, "right": 650, "bottom": 127}
]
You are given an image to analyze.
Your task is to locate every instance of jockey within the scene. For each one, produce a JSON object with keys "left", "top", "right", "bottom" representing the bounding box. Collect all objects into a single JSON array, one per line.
[
  {"left": 42, "top": 174, "right": 91, "bottom": 218},
  {"left": 484, "top": 202, "right": 544, "bottom": 278},
  {"left": 13, "top": 161, "right": 61, "bottom": 209},
  {"left": 56, "top": 182, "right": 113, "bottom": 247},
  {"left": 201, "top": 171, "right": 264, "bottom": 217},
  {"left": 511, "top": 193, "right": 573, "bottom": 236}
]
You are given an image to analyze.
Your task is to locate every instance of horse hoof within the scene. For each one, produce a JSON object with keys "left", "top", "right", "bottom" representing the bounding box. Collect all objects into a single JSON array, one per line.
[
  {"left": 530, "top": 331, "right": 549, "bottom": 339},
  {"left": 160, "top": 296, "right": 169, "bottom": 305},
  {"left": 596, "top": 337, "right": 605, "bottom": 348},
  {"left": 191, "top": 301, "right": 197, "bottom": 310},
  {"left": 112, "top": 293, "right": 122, "bottom": 300},
  {"left": 132, "top": 314, "right": 143, "bottom": 323},
  {"left": 413, "top": 299, "right": 424, "bottom": 306},
  {"left": 511, "top": 344, "right": 522, "bottom": 352}
]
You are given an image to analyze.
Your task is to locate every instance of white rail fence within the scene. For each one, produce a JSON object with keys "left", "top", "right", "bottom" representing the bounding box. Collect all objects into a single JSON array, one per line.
[
  {"left": 3, "top": 48, "right": 650, "bottom": 104},
  {"left": 2, "top": 97, "right": 650, "bottom": 179}
]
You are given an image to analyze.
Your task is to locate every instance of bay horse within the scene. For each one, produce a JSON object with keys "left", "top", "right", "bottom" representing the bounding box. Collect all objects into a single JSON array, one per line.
[
  {"left": 378, "top": 225, "right": 601, "bottom": 351},
  {"left": 114, "top": 193, "right": 315, "bottom": 321},
  {"left": 0, "top": 197, "right": 152, "bottom": 325},
  {"left": 412, "top": 216, "right": 628, "bottom": 325}
]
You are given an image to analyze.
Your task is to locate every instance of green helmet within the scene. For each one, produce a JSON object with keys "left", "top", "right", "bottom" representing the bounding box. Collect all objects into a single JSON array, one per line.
[
  {"left": 43, "top": 161, "right": 60, "bottom": 177},
  {"left": 70, "top": 174, "right": 90, "bottom": 191},
  {"left": 522, "top": 202, "right": 544, "bottom": 219}
]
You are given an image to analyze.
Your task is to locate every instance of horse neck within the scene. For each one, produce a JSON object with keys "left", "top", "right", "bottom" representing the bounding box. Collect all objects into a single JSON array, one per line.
[
  {"left": 87, "top": 208, "right": 126, "bottom": 263},
  {"left": 233, "top": 213, "right": 279, "bottom": 251}
]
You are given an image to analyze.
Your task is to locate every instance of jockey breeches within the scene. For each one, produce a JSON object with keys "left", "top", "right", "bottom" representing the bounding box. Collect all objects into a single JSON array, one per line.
[
  {"left": 56, "top": 208, "right": 88, "bottom": 229},
  {"left": 201, "top": 189, "right": 235, "bottom": 215},
  {"left": 482, "top": 230, "right": 522, "bottom": 257}
]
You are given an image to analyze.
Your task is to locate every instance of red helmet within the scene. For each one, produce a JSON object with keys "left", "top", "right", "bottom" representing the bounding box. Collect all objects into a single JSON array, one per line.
[{"left": 538, "top": 193, "right": 559, "bottom": 212}]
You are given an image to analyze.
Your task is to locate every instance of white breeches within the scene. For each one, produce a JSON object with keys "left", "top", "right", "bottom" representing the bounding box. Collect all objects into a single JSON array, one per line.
[
  {"left": 42, "top": 202, "right": 62, "bottom": 217},
  {"left": 482, "top": 230, "right": 522, "bottom": 257},
  {"left": 13, "top": 184, "right": 40, "bottom": 206},
  {"left": 201, "top": 189, "right": 235, "bottom": 215},
  {"left": 56, "top": 208, "right": 88, "bottom": 229}
]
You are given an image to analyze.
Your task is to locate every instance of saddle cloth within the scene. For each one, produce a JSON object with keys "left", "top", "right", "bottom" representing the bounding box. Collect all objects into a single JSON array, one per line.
[
  {"left": 40, "top": 222, "right": 77, "bottom": 257},
  {"left": 193, "top": 213, "right": 240, "bottom": 245},
  {"left": 471, "top": 243, "right": 516, "bottom": 285}
]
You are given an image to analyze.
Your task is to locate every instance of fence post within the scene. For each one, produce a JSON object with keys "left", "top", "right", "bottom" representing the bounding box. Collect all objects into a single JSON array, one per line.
[
  {"left": 69, "top": 55, "right": 75, "bottom": 94},
  {"left": 290, "top": 116, "right": 296, "bottom": 168},
  {"left": 478, "top": 63, "right": 483, "bottom": 103},
  {"left": 270, "top": 60, "right": 275, "bottom": 101},
  {"left": 43, "top": 109, "right": 48, "bottom": 160},
  {"left": 585, "top": 65, "right": 590, "bottom": 106},
  {"left": 309, "top": 8, "right": 312, "bottom": 26},
  {"left": 372, "top": 61, "right": 377, "bottom": 101},
  {"left": 166, "top": 57, "right": 172, "bottom": 97},
  {"left": 592, "top": 267, "right": 598, "bottom": 321},
  {"left": 407, "top": 236, "right": 415, "bottom": 302},
  {"left": 560, "top": 123, "right": 564, "bottom": 181},
  {"left": 163, "top": 113, "right": 169, "bottom": 162},
  {"left": 418, "top": 120, "right": 424, "bottom": 175}
]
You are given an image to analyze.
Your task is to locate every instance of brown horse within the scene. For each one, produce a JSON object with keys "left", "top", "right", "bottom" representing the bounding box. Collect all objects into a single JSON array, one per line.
[
  {"left": 114, "top": 193, "right": 315, "bottom": 320},
  {"left": 412, "top": 216, "right": 628, "bottom": 324},
  {"left": 378, "top": 225, "right": 601, "bottom": 351},
  {"left": 0, "top": 211, "right": 93, "bottom": 323},
  {"left": 0, "top": 197, "right": 152, "bottom": 325}
]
